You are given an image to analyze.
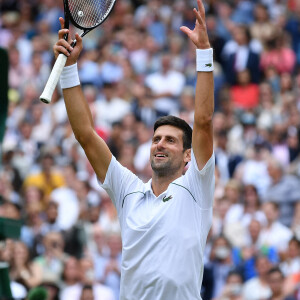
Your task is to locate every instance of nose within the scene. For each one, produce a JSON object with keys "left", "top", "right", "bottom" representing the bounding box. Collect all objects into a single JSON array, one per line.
[{"left": 156, "top": 138, "right": 166, "bottom": 150}]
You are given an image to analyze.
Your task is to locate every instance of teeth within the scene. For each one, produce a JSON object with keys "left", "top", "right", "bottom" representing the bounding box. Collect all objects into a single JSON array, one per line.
[{"left": 156, "top": 154, "right": 166, "bottom": 157}]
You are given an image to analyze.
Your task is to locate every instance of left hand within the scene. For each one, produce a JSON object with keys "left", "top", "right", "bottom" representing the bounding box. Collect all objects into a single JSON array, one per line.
[{"left": 180, "top": 0, "right": 210, "bottom": 49}]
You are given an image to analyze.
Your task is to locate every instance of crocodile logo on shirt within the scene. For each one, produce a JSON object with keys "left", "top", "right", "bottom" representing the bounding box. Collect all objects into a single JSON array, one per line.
[
  {"left": 205, "top": 63, "right": 212, "bottom": 68},
  {"left": 162, "top": 195, "right": 173, "bottom": 202}
]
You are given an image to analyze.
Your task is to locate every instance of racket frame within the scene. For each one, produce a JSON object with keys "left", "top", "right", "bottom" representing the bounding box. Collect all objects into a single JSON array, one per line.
[{"left": 39, "top": 0, "right": 117, "bottom": 104}]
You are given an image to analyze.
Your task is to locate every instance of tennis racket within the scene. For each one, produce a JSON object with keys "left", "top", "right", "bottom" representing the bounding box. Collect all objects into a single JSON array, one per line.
[{"left": 40, "top": 0, "right": 116, "bottom": 104}]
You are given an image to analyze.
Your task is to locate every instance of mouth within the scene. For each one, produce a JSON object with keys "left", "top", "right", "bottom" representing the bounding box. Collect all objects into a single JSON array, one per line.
[{"left": 154, "top": 153, "right": 168, "bottom": 159}]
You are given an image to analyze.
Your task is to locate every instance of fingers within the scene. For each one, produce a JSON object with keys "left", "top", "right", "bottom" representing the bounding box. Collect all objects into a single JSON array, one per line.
[
  {"left": 193, "top": 8, "right": 205, "bottom": 28},
  {"left": 53, "top": 42, "right": 71, "bottom": 57},
  {"left": 59, "top": 17, "right": 65, "bottom": 29},
  {"left": 58, "top": 28, "right": 69, "bottom": 40},
  {"left": 197, "top": 0, "right": 206, "bottom": 20},
  {"left": 193, "top": 0, "right": 206, "bottom": 28},
  {"left": 180, "top": 26, "right": 192, "bottom": 37},
  {"left": 74, "top": 33, "right": 83, "bottom": 49}
]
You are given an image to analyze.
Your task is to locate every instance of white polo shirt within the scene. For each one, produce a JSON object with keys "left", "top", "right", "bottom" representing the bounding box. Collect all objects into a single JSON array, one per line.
[{"left": 100, "top": 151, "right": 215, "bottom": 300}]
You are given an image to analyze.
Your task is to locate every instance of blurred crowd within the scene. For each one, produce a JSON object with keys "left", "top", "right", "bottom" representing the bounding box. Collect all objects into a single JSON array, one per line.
[{"left": 1, "top": 0, "right": 300, "bottom": 299}]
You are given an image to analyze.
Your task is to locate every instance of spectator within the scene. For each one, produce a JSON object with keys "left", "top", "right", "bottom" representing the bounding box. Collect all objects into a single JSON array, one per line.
[
  {"left": 32, "top": 231, "right": 67, "bottom": 285},
  {"left": 50, "top": 163, "right": 80, "bottom": 231},
  {"left": 258, "top": 201, "right": 293, "bottom": 255},
  {"left": 94, "top": 82, "right": 131, "bottom": 132},
  {"left": 242, "top": 255, "right": 272, "bottom": 300},
  {"left": 260, "top": 32, "right": 296, "bottom": 75},
  {"left": 23, "top": 151, "right": 65, "bottom": 205},
  {"left": 250, "top": 3, "right": 277, "bottom": 48},
  {"left": 9, "top": 241, "right": 42, "bottom": 290},
  {"left": 222, "top": 24, "right": 262, "bottom": 86},
  {"left": 93, "top": 232, "right": 122, "bottom": 300},
  {"left": 267, "top": 267, "right": 296, "bottom": 300},
  {"left": 207, "top": 235, "right": 236, "bottom": 298},
  {"left": 234, "top": 218, "right": 278, "bottom": 280},
  {"left": 144, "top": 53, "right": 185, "bottom": 115},
  {"left": 263, "top": 157, "right": 300, "bottom": 227},
  {"left": 225, "top": 184, "right": 266, "bottom": 229},
  {"left": 216, "top": 270, "right": 244, "bottom": 300},
  {"left": 60, "top": 256, "right": 82, "bottom": 300},
  {"left": 80, "top": 285, "right": 95, "bottom": 300},
  {"left": 230, "top": 69, "right": 260, "bottom": 110},
  {"left": 79, "top": 257, "right": 115, "bottom": 300},
  {"left": 280, "top": 237, "right": 300, "bottom": 277}
]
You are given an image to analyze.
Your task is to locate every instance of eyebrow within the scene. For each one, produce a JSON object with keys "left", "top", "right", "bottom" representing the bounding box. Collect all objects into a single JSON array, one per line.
[{"left": 152, "top": 134, "right": 178, "bottom": 140}]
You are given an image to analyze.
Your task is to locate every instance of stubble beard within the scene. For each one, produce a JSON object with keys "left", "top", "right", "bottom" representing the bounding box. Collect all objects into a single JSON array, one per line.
[{"left": 151, "top": 157, "right": 181, "bottom": 178}]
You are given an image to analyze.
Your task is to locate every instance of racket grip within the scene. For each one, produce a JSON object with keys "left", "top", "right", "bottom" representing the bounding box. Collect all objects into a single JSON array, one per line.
[{"left": 40, "top": 54, "right": 68, "bottom": 104}]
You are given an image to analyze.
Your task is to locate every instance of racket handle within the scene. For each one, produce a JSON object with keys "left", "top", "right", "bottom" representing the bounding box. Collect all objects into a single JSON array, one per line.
[{"left": 40, "top": 53, "right": 68, "bottom": 104}]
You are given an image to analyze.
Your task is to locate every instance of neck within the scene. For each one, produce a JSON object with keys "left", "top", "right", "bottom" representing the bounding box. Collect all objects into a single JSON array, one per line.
[{"left": 151, "top": 171, "right": 182, "bottom": 196}]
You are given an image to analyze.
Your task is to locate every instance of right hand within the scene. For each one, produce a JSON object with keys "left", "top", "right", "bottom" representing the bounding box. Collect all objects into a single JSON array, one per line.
[{"left": 53, "top": 17, "right": 83, "bottom": 66}]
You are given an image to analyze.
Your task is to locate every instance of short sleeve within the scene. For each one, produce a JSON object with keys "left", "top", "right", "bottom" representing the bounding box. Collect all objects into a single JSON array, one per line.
[
  {"left": 98, "top": 156, "right": 142, "bottom": 212},
  {"left": 182, "top": 151, "right": 215, "bottom": 209}
]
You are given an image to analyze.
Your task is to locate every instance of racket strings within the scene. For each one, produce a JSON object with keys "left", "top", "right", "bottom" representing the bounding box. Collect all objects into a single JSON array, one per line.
[{"left": 68, "top": 0, "right": 114, "bottom": 28}]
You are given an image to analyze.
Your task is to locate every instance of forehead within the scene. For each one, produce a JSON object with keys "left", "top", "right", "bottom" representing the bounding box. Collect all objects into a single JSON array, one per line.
[{"left": 153, "top": 125, "right": 183, "bottom": 138}]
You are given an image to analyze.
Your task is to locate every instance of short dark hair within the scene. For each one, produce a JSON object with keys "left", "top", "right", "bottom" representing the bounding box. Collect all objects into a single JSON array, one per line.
[
  {"left": 267, "top": 266, "right": 284, "bottom": 278},
  {"left": 153, "top": 116, "right": 192, "bottom": 151}
]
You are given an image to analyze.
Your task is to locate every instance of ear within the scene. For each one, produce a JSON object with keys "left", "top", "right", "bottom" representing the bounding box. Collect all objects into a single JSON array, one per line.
[{"left": 183, "top": 148, "right": 191, "bottom": 164}]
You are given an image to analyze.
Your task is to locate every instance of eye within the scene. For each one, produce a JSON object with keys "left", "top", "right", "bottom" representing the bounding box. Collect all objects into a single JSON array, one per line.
[
  {"left": 167, "top": 137, "right": 175, "bottom": 143},
  {"left": 153, "top": 137, "right": 160, "bottom": 143}
]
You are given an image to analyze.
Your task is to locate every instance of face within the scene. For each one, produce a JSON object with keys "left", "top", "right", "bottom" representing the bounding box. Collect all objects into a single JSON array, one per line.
[
  {"left": 268, "top": 271, "right": 283, "bottom": 294},
  {"left": 64, "top": 257, "right": 80, "bottom": 281},
  {"left": 150, "top": 125, "right": 190, "bottom": 177},
  {"left": 256, "top": 256, "right": 271, "bottom": 276},
  {"left": 80, "top": 288, "right": 94, "bottom": 300}
]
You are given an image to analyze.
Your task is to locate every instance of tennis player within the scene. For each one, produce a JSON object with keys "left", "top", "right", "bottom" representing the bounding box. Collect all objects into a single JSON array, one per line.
[{"left": 54, "top": 0, "right": 215, "bottom": 299}]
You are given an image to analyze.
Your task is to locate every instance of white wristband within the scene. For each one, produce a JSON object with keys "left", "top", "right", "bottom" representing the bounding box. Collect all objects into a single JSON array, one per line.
[
  {"left": 60, "top": 63, "right": 80, "bottom": 89},
  {"left": 196, "top": 48, "right": 214, "bottom": 72}
]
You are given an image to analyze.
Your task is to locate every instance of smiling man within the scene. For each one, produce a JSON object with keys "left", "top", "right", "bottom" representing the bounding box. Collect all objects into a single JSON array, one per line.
[{"left": 53, "top": 0, "right": 215, "bottom": 299}]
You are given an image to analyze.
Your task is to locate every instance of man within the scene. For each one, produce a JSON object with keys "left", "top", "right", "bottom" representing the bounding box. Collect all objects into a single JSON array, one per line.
[
  {"left": 53, "top": 0, "right": 214, "bottom": 299},
  {"left": 263, "top": 157, "right": 300, "bottom": 227},
  {"left": 267, "top": 267, "right": 296, "bottom": 300}
]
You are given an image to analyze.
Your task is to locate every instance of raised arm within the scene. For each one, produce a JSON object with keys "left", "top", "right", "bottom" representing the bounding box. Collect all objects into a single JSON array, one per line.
[
  {"left": 180, "top": 0, "right": 214, "bottom": 170},
  {"left": 54, "top": 18, "right": 112, "bottom": 182}
]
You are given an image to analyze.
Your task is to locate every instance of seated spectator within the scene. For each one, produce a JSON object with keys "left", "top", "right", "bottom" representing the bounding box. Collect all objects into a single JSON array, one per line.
[
  {"left": 60, "top": 257, "right": 81, "bottom": 300},
  {"left": 260, "top": 32, "right": 296, "bottom": 75},
  {"left": 263, "top": 158, "right": 300, "bottom": 227},
  {"left": 234, "top": 138, "right": 272, "bottom": 198},
  {"left": 280, "top": 237, "right": 300, "bottom": 277},
  {"left": 211, "top": 196, "right": 232, "bottom": 239},
  {"left": 9, "top": 241, "right": 42, "bottom": 290},
  {"left": 230, "top": 69, "right": 259, "bottom": 110},
  {"left": 32, "top": 232, "right": 67, "bottom": 285},
  {"left": 215, "top": 270, "right": 244, "bottom": 300},
  {"left": 258, "top": 202, "right": 293, "bottom": 256},
  {"left": 61, "top": 256, "right": 115, "bottom": 300},
  {"left": 50, "top": 163, "right": 80, "bottom": 231},
  {"left": 232, "top": 219, "right": 278, "bottom": 281},
  {"left": 20, "top": 202, "right": 44, "bottom": 257},
  {"left": 250, "top": 3, "right": 277, "bottom": 48},
  {"left": 225, "top": 184, "right": 267, "bottom": 229},
  {"left": 267, "top": 267, "right": 296, "bottom": 300},
  {"left": 206, "top": 235, "right": 236, "bottom": 298},
  {"left": 95, "top": 82, "right": 131, "bottom": 132},
  {"left": 242, "top": 255, "right": 272, "bottom": 300},
  {"left": 144, "top": 53, "right": 185, "bottom": 115},
  {"left": 23, "top": 152, "right": 65, "bottom": 207},
  {"left": 40, "top": 201, "right": 61, "bottom": 235},
  {"left": 80, "top": 285, "right": 95, "bottom": 300},
  {"left": 93, "top": 232, "right": 122, "bottom": 300},
  {"left": 221, "top": 24, "right": 262, "bottom": 86}
]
